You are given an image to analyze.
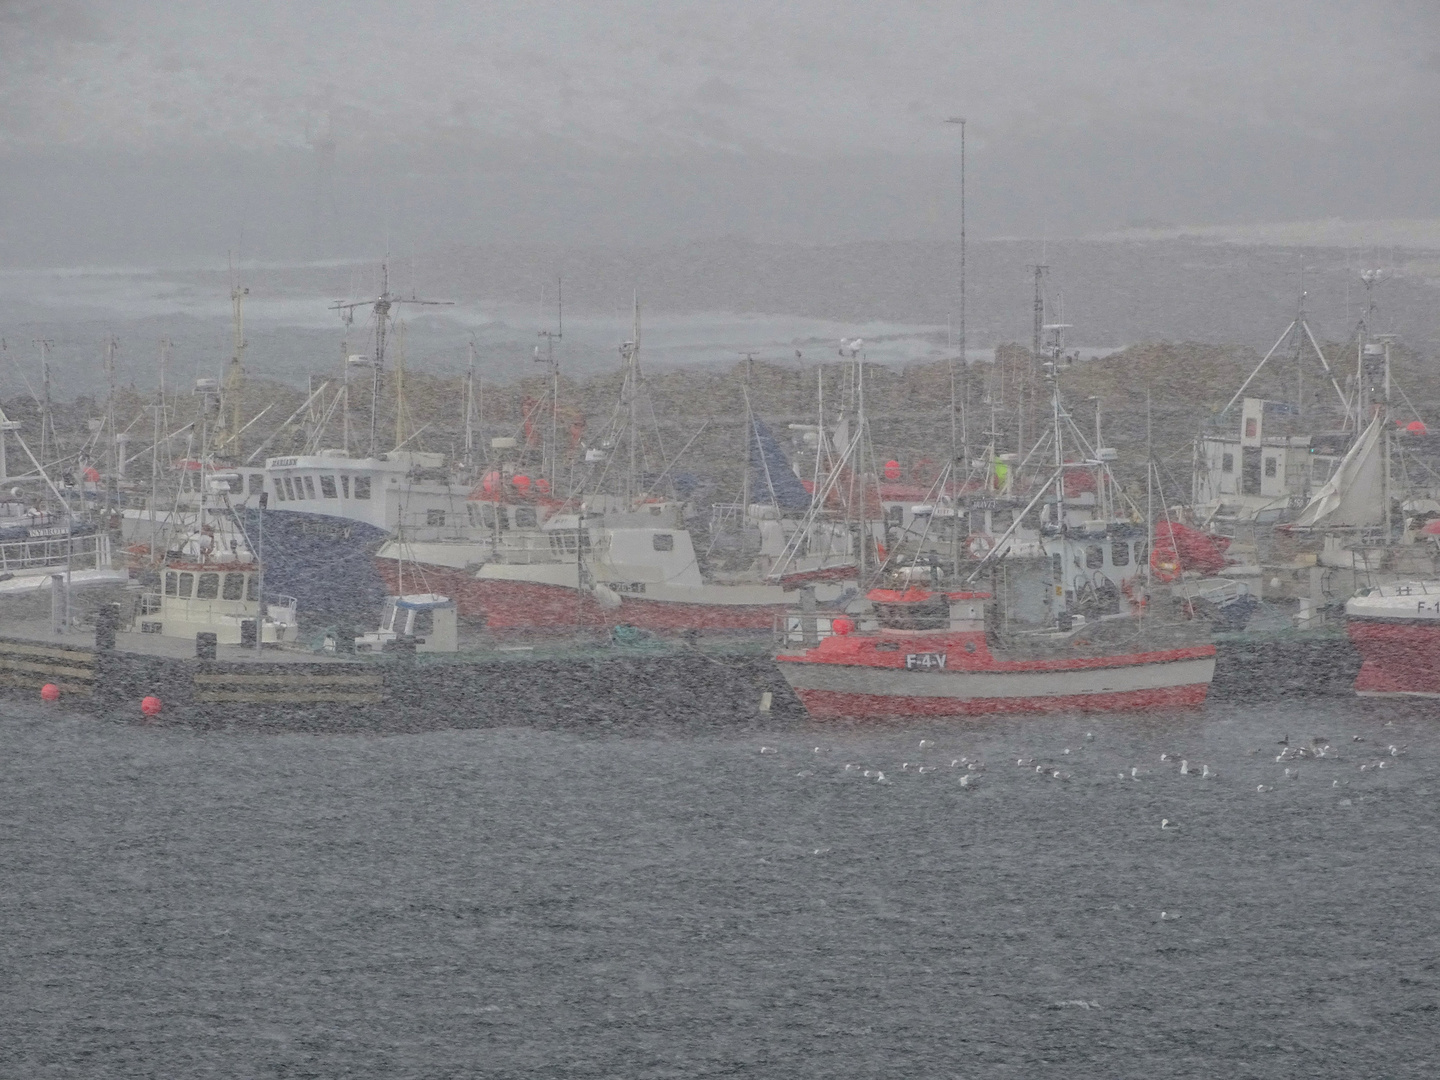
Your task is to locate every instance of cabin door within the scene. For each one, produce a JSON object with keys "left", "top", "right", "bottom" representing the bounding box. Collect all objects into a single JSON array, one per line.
[{"left": 1241, "top": 447, "right": 1262, "bottom": 495}]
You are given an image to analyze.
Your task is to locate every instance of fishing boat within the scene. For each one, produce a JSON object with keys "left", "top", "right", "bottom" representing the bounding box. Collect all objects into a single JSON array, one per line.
[
  {"left": 1344, "top": 581, "right": 1440, "bottom": 696},
  {"left": 776, "top": 318, "right": 1216, "bottom": 718},
  {"left": 775, "top": 586, "right": 1215, "bottom": 717}
]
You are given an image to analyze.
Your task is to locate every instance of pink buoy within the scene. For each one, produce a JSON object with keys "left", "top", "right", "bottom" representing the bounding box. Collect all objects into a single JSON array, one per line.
[
  {"left": 883, "top": 459, "right": 901, "bottom": 481},
  {"left": 141, "top": 696, "right": 162, "bottom": 717},
  {"left": 40, "top": 683, "right": 59, "bottom": 702},
  {"left": 831, "top": 617, "right": 854, "bottom": 636}
]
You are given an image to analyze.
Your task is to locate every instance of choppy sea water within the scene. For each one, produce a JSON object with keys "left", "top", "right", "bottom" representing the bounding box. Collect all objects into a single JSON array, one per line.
[{"left": 1, "top": 697, "right": 1437, "bottom": 1078}]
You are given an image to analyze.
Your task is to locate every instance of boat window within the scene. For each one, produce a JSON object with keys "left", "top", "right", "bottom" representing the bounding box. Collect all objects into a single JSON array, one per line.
[
  {"left": 1222, "top": 453, "right": 1234, "bottom": 473},
  {"left": 196, "top": 572, "right": 220, "bottom": 599},
  {"left": 873, "top": 594, "right": 949, "bottom": 631},
  {"left": 1085, "top": 545, "right": 1105, "bottom": 569},
  {"left": 283, "top": 477, "right": 296, "bottom": 500},
  {"left": 1245, "top": 418, "right": 1257, "bottom": 438},
  {"left": 514, "top": 507, "right": 537, "bottom": 529},
  {"left": 302, "top": 476, "right": 317, "bottom": 499},
  {"left": 885, "top": 505, "right": 904, "bottom": 527},
  {"left": 354, "top": 476, "right": 371, "bottom": 499},
  {"left": 246, "top": 575, "right": 259, "bottom": 601},
  {"left": 1112, "top": 541, "right": 1130, "bottom": 567},
  {"left": 653, "top": 533, "right": 675, "bottom": 552},
  {"left": 341, "top": 475, "right": 350, "bottom": 498},
  {"left": 1051, "top": 553, "right": 1062, "bottom": 580},
  {"left": 1264, "top": 457, "right": 1277, "bottom": 478},
  {"left": 427, "top": 509, "right": 446, "bottom": 527},
  {"left": 164, "top": 571, "right": 179, "bottom": 596},
  {"left": 413, "top": 610, "right": 434, "bottom": 635},
  {"left": 222, "top": 572, "right": 244, "bottom": 600},
  {"left": 248, "top": 473, "right": 264, "bottom": 495},
  {"left": 1134, "top": 540, "right": 1149, "bottom": 566},
  {"left": 320, "top": 475, "right": 338, "bottom": 498},
  {"left": 274, "top": 479, "right": 287, "bottom": 501}
]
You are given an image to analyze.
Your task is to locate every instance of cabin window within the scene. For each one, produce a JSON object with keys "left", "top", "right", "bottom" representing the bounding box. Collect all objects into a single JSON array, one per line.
[
  {"left": 885, "top": 505, "right": 903, "bottom": 527},
  {"left": 248, "top": 474, "right": 264, "bottom": 495},
  {"left": 274, "top": 480, "right": 287, "bottom": 501},
  {"left": 1264, "top": 457, "right": 1277, "bottom": 478},
  {"left": 1051, "top": 553, "right": 1062, "bottom": 580},
  {"left": 873, "top": 595, "right": 949, "bottom": 631},
  {"left": 164, "top": 571, "right": 179, "bottom": 596},
  {"left": 513, "top": 507, "right": 538, "bottom": 529},
  {"left": 1085, "top": 545, "right": 1105, "bottom": 569},
  {"left": 340, "top": 475, "right": 350, "bottom": 498},
  {"left": 320, "top": 475, "right": 337, "bottom": 498},
  {"left": 246, "top": 575, "right": 259, "bottom": 601},
  {"left": 413, "top": 610, "right": 434, "bottom": 635},
  {"left": 1134, "top": 540, "right": 1149, "bottom": 566},
  {"left": 426, "top": 509, "right": 446, "bottom": 527},
  {"left": 354, "top": 476, "right": 371, "bottom": 499},
  {"left": 1112, "top": 541, "right": 1130, "bottom": 567},
  {"left": 282, "top": 477, "right": 295, "bottom": 500},
  {"left": 302, "top": 476, "right": 317, "bottom": 499},
  {"left": 1245, "top": 418, "right": 1257, "bottom": 438},
  {"left": 1221, "top": 453, "right": 1234, "bottom": 473},
  {"left": 222, "top": 572, "right": 244, "bottom": 600},
  {"left": 196, "top": 572, "right": 220, "bottom": 600},
  {"left": 653, "top": 533, "right": 675, "bottom": 552}
]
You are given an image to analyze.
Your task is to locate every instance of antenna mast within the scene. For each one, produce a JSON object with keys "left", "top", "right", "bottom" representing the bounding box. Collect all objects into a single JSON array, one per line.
[{"left": 329, "top": 261, "right": 453, "bottom": 456}]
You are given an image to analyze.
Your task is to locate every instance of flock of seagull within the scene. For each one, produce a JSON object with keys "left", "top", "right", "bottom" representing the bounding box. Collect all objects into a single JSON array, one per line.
[{"left": 756, "top": 727, "right": 1411, "bottom": 810}]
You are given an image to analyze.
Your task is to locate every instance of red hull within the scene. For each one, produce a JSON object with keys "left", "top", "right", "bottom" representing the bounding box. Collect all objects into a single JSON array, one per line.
[
  {"left": 376, "top": 559, "right": 786, "bottom": 632},
  {"left": 796, "top": 682, "right": 1210, "bottom": 719},
  {"left": 1348, "top": 617, "right": 1440, "bottom": 696}
]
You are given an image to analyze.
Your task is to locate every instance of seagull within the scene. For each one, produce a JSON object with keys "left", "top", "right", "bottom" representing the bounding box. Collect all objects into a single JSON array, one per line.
[
  {"left": 1161, "top": 819, "right": 1178, "bottom": 830},
  {"left": 1085, "top": 732, "right": 1094, "bottom": 740},
  {"left": 1180, "top": 760, "right": 1190, "bottom": 775},
  {"left": 919, "top": 740, "right": 934, "bottom": 749},
  {"left": 917, "top": 766, "right": 935, "bottom": 774},
  {"left": 844, "top": 763, "right": 859, "bottom": 771},
  {"left": 1257, "top": 784, "right": 1272, "bottom": 792},
  {"left": 902, "top": 763, "right": 912, "bottom": 771},
  {"left": 950, "top": 759, "right": 961, "bottom": 768},
  {"left": 1202, "top": 765, "right": 1214, "bottom": 779},
  {"left": 813, "top": 747, "right": 822, "bottom": 754},
  {"left": 959, "top": 774, "right": 971, "bottom": 788},
  {"left": 863, "top": 769, "right": 877, "bottom": 778},
  {"left": 1284, "top": 768, "right": 1296, "bottom": 779},
  {"left": 1160, "top": 911, "right": 1180, "bottom": 921},
  {"left": 1063, "top": 748, "right": 1071, "bottom": 755},
  {"left": 1160, "top": 754, "right": 1170, "bottom": 762},
  {"left": 760, "top": 746, "right": 778, "bottom": 755},
  {"left": 874, "top": 771, "right": 888, "bottom": 783},
  {"left": 1036, "top": 765, "right": 1045, "bottom": 773},
  {"left": 813, "top": 847, "right": 830, "bottom": 855},
  {"left": 1131, "top": 767, "right": 1140, "bottom": 780}
]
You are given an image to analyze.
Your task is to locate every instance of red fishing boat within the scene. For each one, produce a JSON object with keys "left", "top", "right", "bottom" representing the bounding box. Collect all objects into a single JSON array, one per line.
[
  {"left": 1345, "top": 581, "right": 1440, "bottom": 696},
  {"left": 776, "top": 587, "right": 1215, "bottom": 718}
]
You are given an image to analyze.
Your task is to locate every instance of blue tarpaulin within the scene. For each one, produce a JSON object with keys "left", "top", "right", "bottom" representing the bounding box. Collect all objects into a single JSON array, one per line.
[{"left": 749, "top": 418, "right": 812, "bottom": 511}]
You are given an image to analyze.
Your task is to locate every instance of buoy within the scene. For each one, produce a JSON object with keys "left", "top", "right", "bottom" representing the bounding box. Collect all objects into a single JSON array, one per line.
[
  {"left": 535, "top": 478, "right": 551, "bottom": 494},
  {"left": 141, "top": 695, "right": 162, "bottom": 717},
  {"left": 831, "top": 617, "right": 854, "bottom": 636},
  {"left": 1408, "top": 420, "right": 1428, "bottom": 435},
  {"left": 883, "top": 459, "right": 901, "bottom": 481},
  {"left": 40, "top": 683, "right": 59, "bottom": 702},
  {"left": 512, "top": 474, "right": 531, "bottom": 493}
]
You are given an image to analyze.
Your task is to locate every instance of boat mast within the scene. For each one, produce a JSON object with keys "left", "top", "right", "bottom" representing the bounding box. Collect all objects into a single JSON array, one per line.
[
  {"left": 464, "top": 338, "right": 477, "bottom": 471},
  {"left": 537, "top": 276, "right": 562, "bottom": 486}
]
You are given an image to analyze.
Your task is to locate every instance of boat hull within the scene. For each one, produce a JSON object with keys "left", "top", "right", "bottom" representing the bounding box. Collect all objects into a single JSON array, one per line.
[
  {"left": 1347, "top": 616, "right": 1440, "bottom": 697},
  {"left": 238, "top": 509, "right": 389, "bottom": 628},
  {"left": 778, "top": 650, "right": 1216, "bottom": 718},
  {"left": 376, "top": 558, "right": 794, "bottom": 632}
]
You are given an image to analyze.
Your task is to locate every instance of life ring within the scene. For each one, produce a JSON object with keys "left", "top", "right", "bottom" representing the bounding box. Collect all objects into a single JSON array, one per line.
[{"left": 967, "top": 534, "right": 995, "bottom": 559}]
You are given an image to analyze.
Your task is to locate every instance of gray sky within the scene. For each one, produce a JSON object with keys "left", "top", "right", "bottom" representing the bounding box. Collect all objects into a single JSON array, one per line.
[{"left": 2, "top": 0, "right": 1438, "bottom": 262}]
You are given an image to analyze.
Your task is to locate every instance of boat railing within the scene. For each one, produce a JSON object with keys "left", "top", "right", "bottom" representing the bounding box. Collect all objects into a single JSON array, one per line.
[{"left": 0, "top": 531, "right": 106, "bottom": 574}]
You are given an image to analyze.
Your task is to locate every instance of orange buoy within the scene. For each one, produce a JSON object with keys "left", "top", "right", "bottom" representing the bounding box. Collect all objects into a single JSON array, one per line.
[
  {"left": 883, "top": 459, "right": 901, "bottom": 481},
  {"left": 141, "top": 696, "right": 162, "bottom": 717},
  {"left": 1407, "top": 420, "right": 1427, "bottom": 435},
  {"left": 512, "top": 474, "right": 531, "bottom": 493},
  {"left": 40, "top": 683, "right": 59, "bottom": 702},
  {"left": 831, "top": 617, "right": 854, "bottom": 636}
]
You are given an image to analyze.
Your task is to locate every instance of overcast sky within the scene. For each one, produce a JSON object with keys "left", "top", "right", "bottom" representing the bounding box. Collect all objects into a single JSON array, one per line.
[{"left": 2, "top": 1, "right": 1438, "bottom": 262}]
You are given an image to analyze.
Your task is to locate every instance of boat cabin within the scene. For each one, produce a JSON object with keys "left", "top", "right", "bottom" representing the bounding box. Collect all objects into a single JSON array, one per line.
[
  {"left": 152, "top": 564, "right": 298, "bottom": 644},
  {"left": 355, "top": 593, "right": 458, "bottom": 653}
]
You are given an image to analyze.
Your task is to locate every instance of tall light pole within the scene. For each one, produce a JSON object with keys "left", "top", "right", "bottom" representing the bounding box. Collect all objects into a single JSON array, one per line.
[{"left": 945, "top": 117, "right": 967, "bottom": 474}]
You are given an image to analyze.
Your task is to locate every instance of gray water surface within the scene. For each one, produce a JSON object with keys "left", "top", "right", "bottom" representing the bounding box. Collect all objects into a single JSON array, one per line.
[{"left": 2, "top": 699, "right": 1437, "bottom": 1077}]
